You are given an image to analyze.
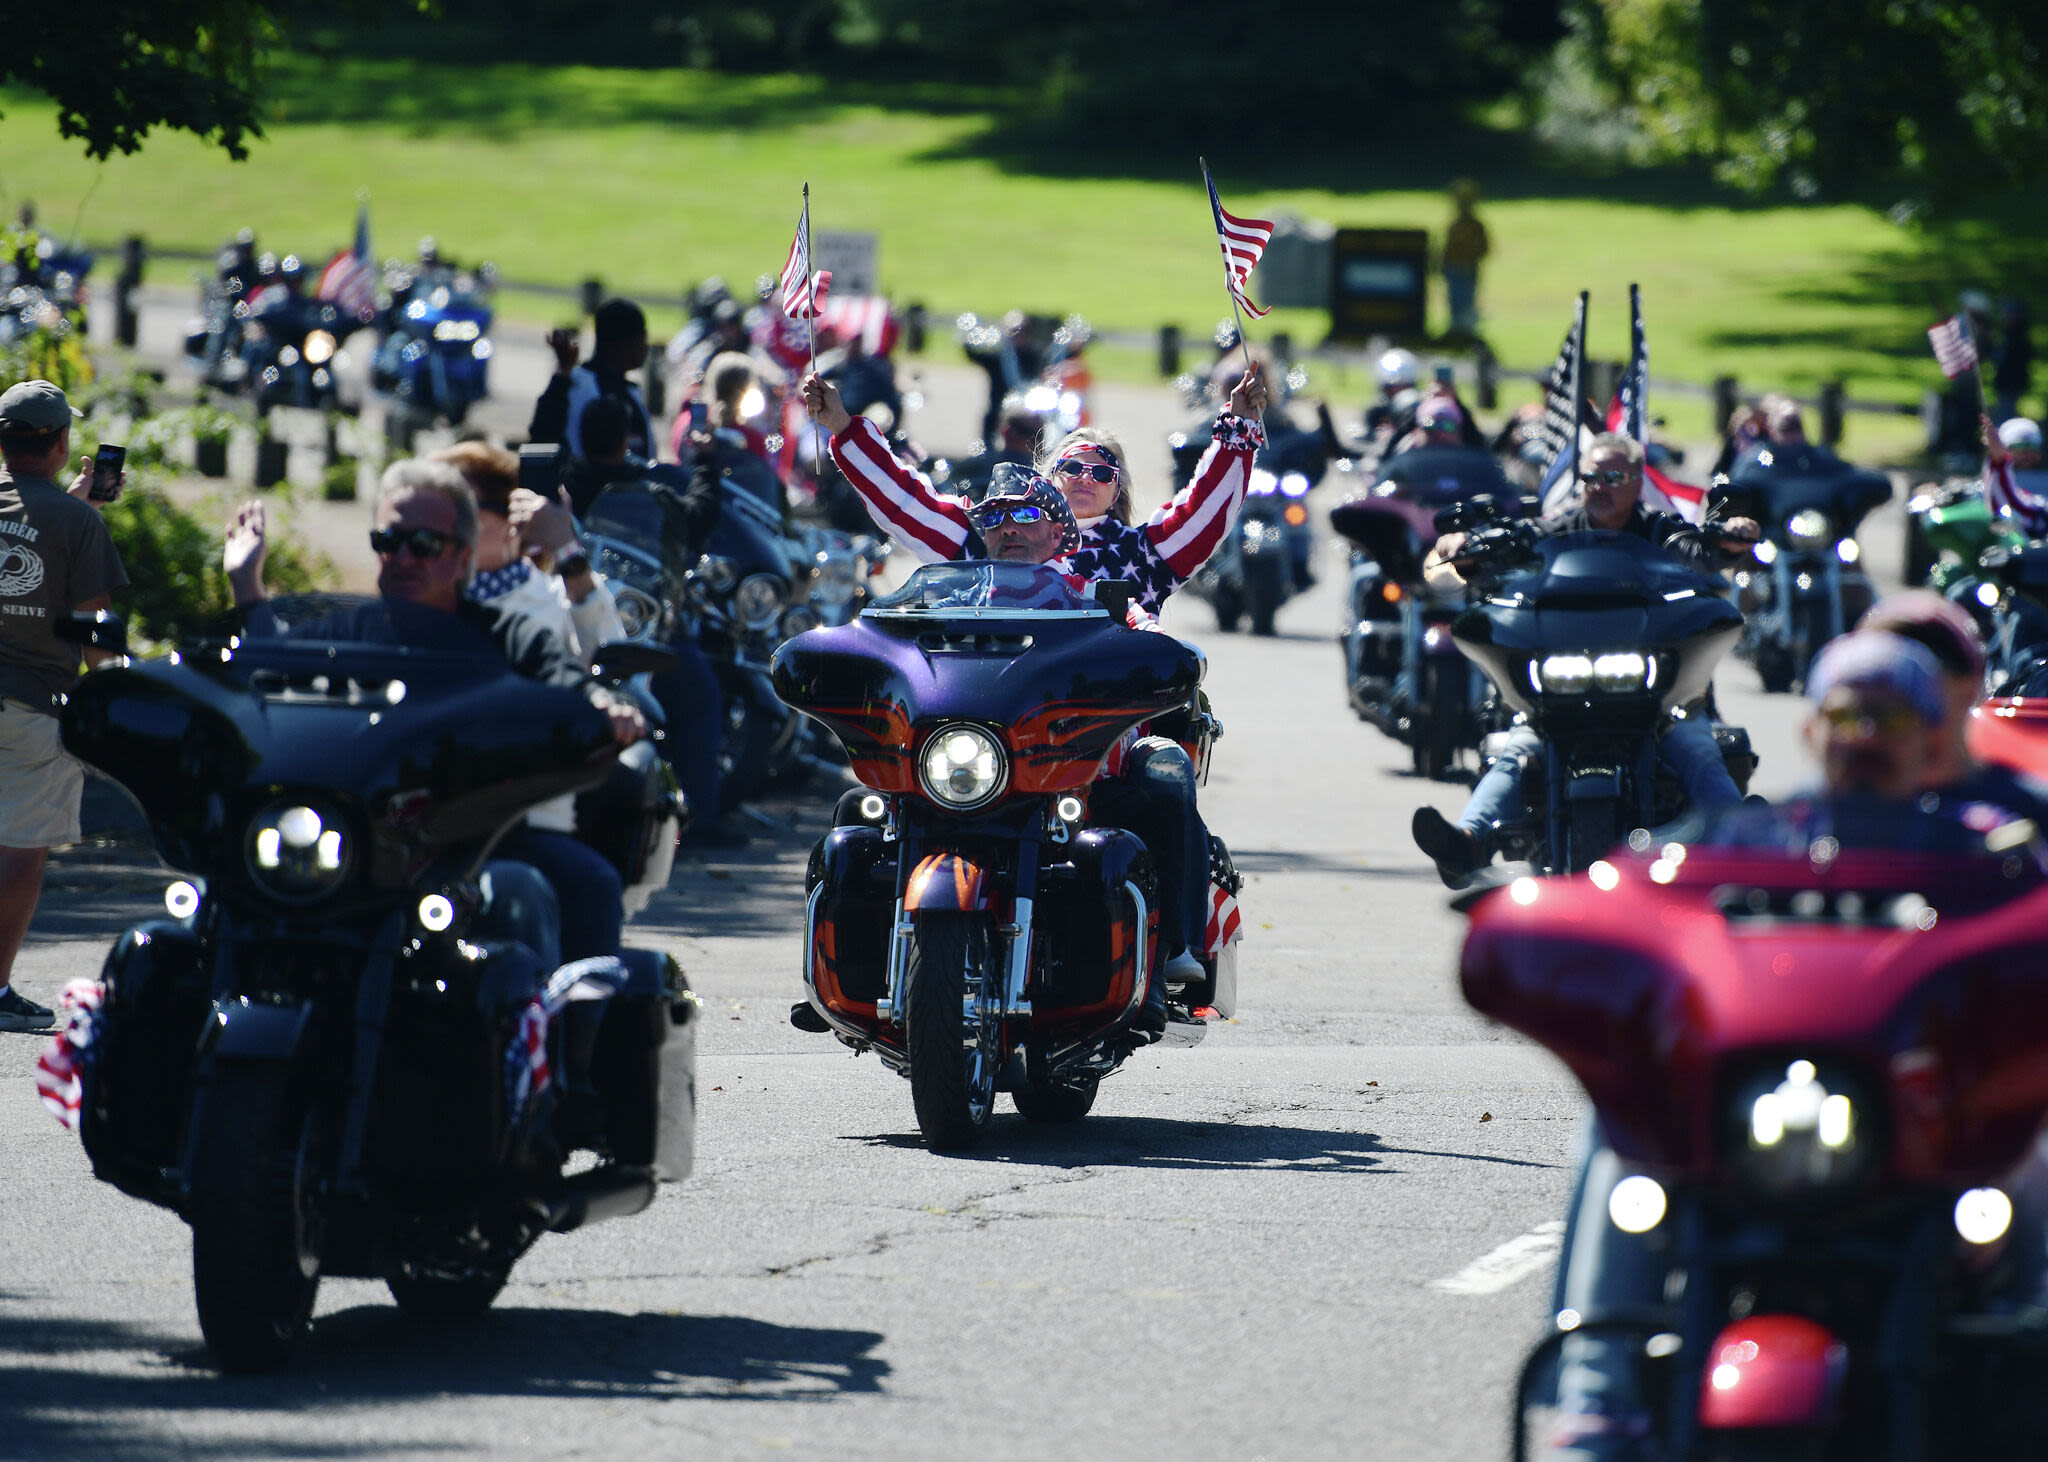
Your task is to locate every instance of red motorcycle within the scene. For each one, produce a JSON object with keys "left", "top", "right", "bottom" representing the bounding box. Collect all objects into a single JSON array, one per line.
[
  {"left": 1460, "top": 805, "right": 2048, "bottom": 1458},
  {"left": 1967, "top": 697, "right": 2048, "bottom": 778}
]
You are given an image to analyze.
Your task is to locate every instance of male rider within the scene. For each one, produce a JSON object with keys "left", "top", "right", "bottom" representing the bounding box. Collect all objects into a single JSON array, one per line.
[
  {"left": 531, "top": 298, "right": 655, "bottom": 460},
  {"left": 802, "top": 371, "right": 1209, "bottom": 1034},
  {"left": 225, "top": 461, "right": 645, "bottom": 967},
  {"left": 1410, "top": 432, "right": 1759, "bottom": 884}
]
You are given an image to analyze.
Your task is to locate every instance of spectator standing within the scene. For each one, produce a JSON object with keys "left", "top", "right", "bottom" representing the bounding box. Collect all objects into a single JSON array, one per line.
[
  {"left": 531, "top": 298, "right": 654, "bottom": 460},
  {"left": 1442, "top": 180, "right": 1490, "bottom": 338},
  {"left": 0, "top": 381, "right": 128, "bottom": 1030}
]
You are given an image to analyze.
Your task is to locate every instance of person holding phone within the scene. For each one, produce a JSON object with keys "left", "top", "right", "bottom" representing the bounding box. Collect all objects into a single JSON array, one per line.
[{"left": 0, "top": 380, "right": 130, "bottom": 1032}]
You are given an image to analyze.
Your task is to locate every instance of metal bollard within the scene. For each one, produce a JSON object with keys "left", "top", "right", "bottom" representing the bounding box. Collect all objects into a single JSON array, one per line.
[
  {"left": 905, "top": 302, "right": 927, "bottom": 354},
  {"left": 116, "top": 234, "right": 145, "bottom": 347},
  {"left": 1713, "top": 375, "right": 1739, "bottom": 438},
  {"left": 1270, "top": 332, "right": 1293, "bottom": 369},
  {"left": 254, "top": 433, "right": 289, "bottom": 489},
  {"left": 1819, "top": 380, "right": 1844, "bottom": 446},
  {"left": 1159, "top": 324, "right": 1181, "bottom": 378},
  {"left": 579, "top": 278, "right": 605, "bottom": 316},
  {"left": 1475, "top": 342, "right": 1498, "bottom": 410},
  {"left": 644, "top": 346, "right": 667, "bottom": 420}
]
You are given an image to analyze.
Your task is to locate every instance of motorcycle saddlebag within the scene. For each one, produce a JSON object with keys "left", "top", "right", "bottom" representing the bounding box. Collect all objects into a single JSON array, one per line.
[
  {"left": 554, "top": 949, "right": 698, "bottom": 1182},
  {"left": 574, "top": 739, "right": 682, "bottom": 917},
  {"left": 805, "top": 826, "right": 897, "bottom": 1016},
  {"left": 1033, "top": 827, "right": 1157, "bottom": 1027},
  {"left": 80, "top": 920, "right": 211, "bottom": 1209}
]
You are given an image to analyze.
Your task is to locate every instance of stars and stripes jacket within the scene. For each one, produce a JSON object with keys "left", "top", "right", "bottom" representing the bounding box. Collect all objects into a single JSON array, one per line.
[
  {"left": 829, "top": 412, "right": 1266, "bottom": 613},
  {"left": 1986, "top": 458, "right": 2048, "bottom": 539}
]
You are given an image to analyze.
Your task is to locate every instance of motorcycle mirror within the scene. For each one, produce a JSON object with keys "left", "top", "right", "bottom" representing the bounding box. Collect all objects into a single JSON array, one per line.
[
  {"left": 1091, "top": 581, "right": 1136, "bottom": 623},
  {"left": 589, "top": 641, "right": 680, "bottom": 684},
  {"left": 55, "top": 609, "right": 128, "bottom": 656}
]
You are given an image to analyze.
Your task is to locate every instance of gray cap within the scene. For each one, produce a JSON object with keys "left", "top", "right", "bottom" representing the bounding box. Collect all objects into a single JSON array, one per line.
[{"left": 0, "top": 379, "right": 81, "bottom": 433}]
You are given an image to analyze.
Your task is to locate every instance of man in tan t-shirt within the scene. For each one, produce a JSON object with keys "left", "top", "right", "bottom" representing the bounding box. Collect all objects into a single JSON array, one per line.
[{"left": 0, "top": 379, "right": 128, "bottom": 1030}]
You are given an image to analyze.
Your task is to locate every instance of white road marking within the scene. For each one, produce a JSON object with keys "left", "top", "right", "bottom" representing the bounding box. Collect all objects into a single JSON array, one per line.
[{"left": 1427, "top": 1220, "right": 1568, "bottom": 1296}]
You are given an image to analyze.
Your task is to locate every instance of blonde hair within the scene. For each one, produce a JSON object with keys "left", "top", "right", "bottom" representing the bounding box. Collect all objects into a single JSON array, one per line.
[
  {"left": 429, "top": 440, "right": 519, "bottom": 509},
  {"left": 1041, "top": 426, "right": 1134, "bottom": 524}
]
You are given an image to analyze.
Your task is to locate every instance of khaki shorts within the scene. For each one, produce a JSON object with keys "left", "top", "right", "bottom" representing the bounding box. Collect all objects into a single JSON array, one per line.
[{"left": 0, "top": 698, "right": 84, "bottom": 848}]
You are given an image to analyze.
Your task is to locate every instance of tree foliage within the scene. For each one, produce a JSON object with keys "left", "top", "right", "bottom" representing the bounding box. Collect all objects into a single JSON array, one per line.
[
  {"left": 1571, "top": 0, "right": 2048, "bottom": 203},
  {"left": 1, "top": 1, "right": 425, "bottom": 160}
]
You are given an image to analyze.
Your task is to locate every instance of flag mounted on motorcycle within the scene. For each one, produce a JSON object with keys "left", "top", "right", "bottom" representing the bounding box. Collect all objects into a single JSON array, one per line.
[
  {"left": 315, "top": 203, "right": 378, "bottom": 323},
  {"left": 1609, "top": 283, "right": 1706, "bottom": 524},
  {"left": 1535, "top": 291, "right": 1593, "bottom": 514}
]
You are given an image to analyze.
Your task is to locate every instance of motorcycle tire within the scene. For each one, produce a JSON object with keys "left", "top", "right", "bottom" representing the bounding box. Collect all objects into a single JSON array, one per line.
[
  {"left": 188, "top": 1066, "right": 323, "bottom": 1373},
  {"left": 716, "top": 677, "right": 777, "bottom": 813},
  {"left": 1244, "top": 559, "right": 1283, "bottom": 638},
  {"left": 1566, "top": 799, "right": 1619, "bottom": 875},
  {"left": 1212, "top": 581, "right": 1244, "bottom": 634},
  {"left": 1011, "top": 1075, "right": 1099, "bottom": 1124},
  {"left": 1904, "top": 517, "right": 1936, "bottom": 587},
  {"left": 1755, "top": 641, "right": 1797, "bottom": 695},
  {"left": 387, "top": 1256, "right": 514, "bottom": 1320},
  {"left": 1413, "top": 664, "right": 1463, "bottom": 781},
  {"left": 904, "top": 912, "right": 998, "bottom": 1152}
]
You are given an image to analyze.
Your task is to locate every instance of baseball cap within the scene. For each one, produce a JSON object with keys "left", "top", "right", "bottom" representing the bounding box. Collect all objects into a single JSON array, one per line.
[
  {"left": 1807, "top": 631, "right": 1945, "bottom": 725},
  {"left": 0, "top": 379, "right": 81, "bottom": 433},
  {"left": 1998, "top": 418, "right": 2043, "bottom": 451},
  {"left": 1858, "top": 590, "right": 1987, "bottom": 682}
]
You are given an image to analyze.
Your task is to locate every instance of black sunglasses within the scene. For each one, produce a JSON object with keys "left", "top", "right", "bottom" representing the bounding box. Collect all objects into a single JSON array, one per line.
[
  {"left": 1054, "top": 459, "right": 1119, "bottom": 485},
  {"left": 1582, "top": 469, "right": 1639, "bottom": 487},
  {"left": 369, "top": 526, "right": 458, "bottom": 559},
  {"left": 974, "top": 504, "right": 1047, "bottom": 530}
]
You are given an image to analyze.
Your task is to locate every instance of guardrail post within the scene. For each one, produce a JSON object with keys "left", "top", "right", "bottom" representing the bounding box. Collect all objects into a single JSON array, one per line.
[
  {"left": 579, "top": 277, "right": 605, "bottom": 316},
  {"left": 115, "top": 234, "right": 145, "bottom": 347},
  {"left": 1713, "top": 375, "right": 1739, "bottom": 438},
  {"left": 1475, "top": 342, "right": 1498, "bottom": 410},
  {"left": 1270, "top": 332, "right": 1293, "bottom": 370},
  {"left": 1819, "top": 380, "right": 1845, "bottom": 446},
  {"left": 643, "top": 346, "right": 667, "bottom": 419},
  {"left": 1159, "top": 324, "right": 1181, "bottom": 378},
  {"left": 905, "top": 302, "right": 927, "bottom": 354}
]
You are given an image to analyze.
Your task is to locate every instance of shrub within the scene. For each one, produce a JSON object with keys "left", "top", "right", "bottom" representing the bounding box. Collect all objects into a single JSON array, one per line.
[{"left": 101, "top": 481, "right": 333, "bottom": 645}]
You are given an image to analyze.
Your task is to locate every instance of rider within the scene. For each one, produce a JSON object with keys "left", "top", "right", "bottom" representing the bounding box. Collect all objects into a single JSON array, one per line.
[
  {"left": 1388, "top": 394, "right": 1465, "bottom": 456},
  {"left": 1410, "top": 432, "right": 1760, "bottom": 884},
  {"left": 1982, "top": 412, "right": 2048, "bottom": 538},
  {"left": 532, "top": 298, "right": 655, "bottom": 461},
  {"left": 224, "top": 462, "right": 647, "bottom": 967}
]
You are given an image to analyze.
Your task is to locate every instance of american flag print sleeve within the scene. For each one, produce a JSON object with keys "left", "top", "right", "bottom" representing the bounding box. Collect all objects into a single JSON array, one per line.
[
  {"left": 829, "top": 416, "right": 975, "bottom": 564},
  {"left": 1141, "top": 411, "right": 1266, "bottom": 579}
]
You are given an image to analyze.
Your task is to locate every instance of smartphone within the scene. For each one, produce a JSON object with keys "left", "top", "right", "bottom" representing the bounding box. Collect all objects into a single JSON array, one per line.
[
  {"left": 517, "top": 443, "right": 561, "bottom": 496},
  {"left": 90, "top": 444, "right": 126, "bottom": 502},
  {"left": 1433, "top": 363, "right": 1456, "bottom": 387},
  {"left": 686, "top": 402, "right": 709, "bottom": 435}
]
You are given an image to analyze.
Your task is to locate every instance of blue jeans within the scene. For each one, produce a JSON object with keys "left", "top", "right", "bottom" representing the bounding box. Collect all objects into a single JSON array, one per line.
[
  {"left": 1445, "top": 265, "right": 1479, "bottom": 333},
  {"left": 496, "top": 827, "right": 623, "bottom": 965},
  {"left": 1089, "top": 737, "right": 1209, "bottom": 958},
  {"left": 1459, "top": 717, "right": 1740, "bottom": 837},
  {"left": 650, "top": 641, "right": 724, "bottom": 828}
]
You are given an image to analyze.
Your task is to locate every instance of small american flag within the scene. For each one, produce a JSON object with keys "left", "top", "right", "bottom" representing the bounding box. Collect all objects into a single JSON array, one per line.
[
  {"left": 1928, "top": 313, "right": 1979, "bottom": 379},
  {"left": 503, "top": 997, "right": 553, "bottom": 1120},
  {"left": 1203, "top": 882, "right": 1243, "bottom": 957},
  {"left": 315, "top": 204, "right": 378, "bottom": 322},
  {"left": 1203, "top": 164, "right": 1273, "bottom": 320},
  {"left": 778, "top": 188, "right": 832, "bottom": 321},
  {"left": 35, "top": 978, "right": 105, "bottom": 1131}
]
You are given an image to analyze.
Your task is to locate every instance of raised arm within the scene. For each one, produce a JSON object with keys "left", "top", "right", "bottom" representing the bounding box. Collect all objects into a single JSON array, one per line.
[
  {"left": 1140, "top": 367, "right": 1269, "bottom": 580},
  {"left": 805, "top": 374, "right": 974, "bottom": 563}
]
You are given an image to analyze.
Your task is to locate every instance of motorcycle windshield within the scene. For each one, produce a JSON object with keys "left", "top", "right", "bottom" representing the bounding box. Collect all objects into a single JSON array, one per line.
[
  {"left": 583, "top": 482, "right": 679, "bottom": 560},
  {"left": 865, "top": 562, "right": 1105, "bottom": 619},
  {"left": 1723, "top": 445, "right": 1892, "bottom": 531},
  {"left": 1375, "top": 445, "right": 1510, "bottom": 507}
]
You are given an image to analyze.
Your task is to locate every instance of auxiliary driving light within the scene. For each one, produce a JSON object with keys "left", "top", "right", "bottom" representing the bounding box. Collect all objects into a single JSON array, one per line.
[
  {"left": 417, "top": 894, "right": 456, "bottom": 932},
  {"left": 1956, "top": 1188, "right": 2013, "bottom": 1245},
  {"left": 1608, "top": 1175, "right": 1668, "bottom": 1234},
  {"left": 165, "top": 881, "right": 201, "bottom": 919},
  {"left": 1056, "top": 795, "right": 1085, "bottom": 823},
  {"left": 858, "top": 793, "right": 888, "bottom": 822}
]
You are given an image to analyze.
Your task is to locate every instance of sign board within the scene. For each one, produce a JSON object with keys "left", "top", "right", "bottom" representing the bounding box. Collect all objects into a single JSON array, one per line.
[
  {"left": 1327, "top": 228, "right": 1429, "bottom": 343},
  {"left": 814, "top": 230, "right": 879, "bottom": 297}
]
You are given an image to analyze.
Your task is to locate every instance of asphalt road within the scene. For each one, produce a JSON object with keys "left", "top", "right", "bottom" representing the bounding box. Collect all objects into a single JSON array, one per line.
[{"left": 1, "top": 303, "right": 1907, "bottom": 1460}]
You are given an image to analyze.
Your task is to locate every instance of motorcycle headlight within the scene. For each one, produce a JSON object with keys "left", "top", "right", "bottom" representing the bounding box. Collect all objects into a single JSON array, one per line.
[
  {"left": 1786, "top": 508, "right": 1833, "bottom": 551},
  {"left": 302, "top": 329, "right": 336, "bottom": 365},
  {"left": 919, "top": 724, "right": 1007, "bottom": 810},
  {"left": 1279, "top": 472, "right": 1311, "bottom": 499},
  {"left": 246, "top": 800, "right": 351, "bottom": 903},
  {"left": 780, "top": 604, "right": 821, "bottom": 637},
  {"left": 1723, "top": 1057, "right": 1877, "bottom": 1194},
  {"left": 472, "top": 338, "right": 493, "bottom": 360},
  {"left": 734, "top": 573, "right": 785, "bottom": 632},
  {"left": 1593, "top": 652, "right": 1651, "bottom": 692},
  {"left": 611, "top": 586, "right": 660, "bottom": 641},
  {"left": 1537, "top": 653, "right": 1594, "bottom": 694},
  {"left": 697, "top": 554, "right": 739, "bottom": 593},
  {"left": 1753, "top": 539, "right": 1780, "bottom": 565}
]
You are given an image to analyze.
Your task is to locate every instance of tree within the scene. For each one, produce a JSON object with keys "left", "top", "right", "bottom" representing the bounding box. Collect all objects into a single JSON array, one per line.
[
  {"left": 2, "top": 1, "right": 425, "bottom": 160},
  {"left": 1571, "top": 0, "right": 2048, "bottom": 203}
]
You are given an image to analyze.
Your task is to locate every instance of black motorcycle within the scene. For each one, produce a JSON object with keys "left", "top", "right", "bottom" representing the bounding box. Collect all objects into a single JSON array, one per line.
[
  {"left": 1444, "top": 507, "right": 1754, "bottom": 873},
  {"left": 1713, "top": 444, "right": 1890, "bottom": 692},
  {"left": 54, "top": 613, "right": 695, "bottom": 1371},
  {"left": 1180, "top": 420, "right": 1334, "bottom": 636}
]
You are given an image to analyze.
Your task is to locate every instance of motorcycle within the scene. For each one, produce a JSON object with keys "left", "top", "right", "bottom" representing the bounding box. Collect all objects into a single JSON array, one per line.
[
  {"left": 957, "top": 310, "right": 1092, "bottom": 449},
  {"left": 1953, "top": 541, "right": 2048, "bottom": 693},
  {"left": 771, "top": 562, "right": 1230, "bottom": 1150},
  {"left": 240, "top": 296, "right": 367, "bottom": 416},
  {"left": 1180, "top": 421, "right": 1332, "bottom": 636},
  {"left": 50, "top": 611, "right": 695, "bottom": 1371},
  {"left": 1902, "top": 475, "right": 2024, "bottom": 589},
  {"left": 1462, "top": 806, "right": 2048, "bottom": 1459},
  {"left": 1444, "top": 504, "right": 1754, "bottom": 873},
  {"left": 377, "top": 266, "right": 495, "bottom": 435},
  {"left": 1713, "top": 445, "right": 1891, "bottom": 693},
  {"left": 1329, "top": 445, "right": 1522, "bottom": 778}
]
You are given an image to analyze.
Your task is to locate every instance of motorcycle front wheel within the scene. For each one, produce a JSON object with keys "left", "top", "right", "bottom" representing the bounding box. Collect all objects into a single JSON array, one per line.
[
  {"left": 904, "top": 912, "right": 998, "bottom": 1152},
  {"left": 189, "top": 1066, "right": 324, "bottom": 1372}
]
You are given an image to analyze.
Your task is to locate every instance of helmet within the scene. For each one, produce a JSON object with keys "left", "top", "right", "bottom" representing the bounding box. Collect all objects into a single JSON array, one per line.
[
  {"left": 418, "top": 236, "right": 439, "bottom": 264},
  {"left": 1376, "top": 349, "right": 1419, "bottom": 391},
  {"left": 256, "top": 252, "right": 279, "bottom": 278},
  {"left": 279, "top": 254, "right": 303, "bottom": 279},
  {"left": 1998, "top": 418, "right": 2043, "bottom": 451}
]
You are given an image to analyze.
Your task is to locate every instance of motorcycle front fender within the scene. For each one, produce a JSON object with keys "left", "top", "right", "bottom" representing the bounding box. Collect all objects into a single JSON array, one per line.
[
  {"left": 905, "top": 851, "right": 991, "bottom": 913},
  {"left": 1695, "top": 1314, "right": 1846, "bottom": 1430},
  {"left": 203, "top": 995, "right": 315, "bottom": 1065}
]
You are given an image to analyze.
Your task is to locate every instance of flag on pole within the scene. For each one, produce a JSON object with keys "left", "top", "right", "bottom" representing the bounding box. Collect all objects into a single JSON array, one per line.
[
  {"left": 1202, "top": 165, "right": 1274, "bottom": 320},
  {"left": 314, "top": 203, "right": 378, "bottom": 321},
  {"left": 1535, "top": 292, "right": 1590, "bottom": 514},
  {"left": 1606, "top": 283, "right": 1706, "bottom": 523},
  {"left": 778, "top": 191, "right": 831, "bottom": 321},
  {"left": 1927, "top": 313, "right": 1979, "bottom": 379}
]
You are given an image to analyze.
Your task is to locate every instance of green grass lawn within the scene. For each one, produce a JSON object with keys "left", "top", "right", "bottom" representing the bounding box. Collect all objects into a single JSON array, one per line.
[{"left": 3, "top": 57, "right": 2037, "bottom": 426}]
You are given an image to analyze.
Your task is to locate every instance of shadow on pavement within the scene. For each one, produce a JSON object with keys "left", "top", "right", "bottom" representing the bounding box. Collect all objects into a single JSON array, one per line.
[
  {"left": 0, "top": 1302, "right": 889, "bottom": 1458},
  {"left": 844, "top": 1115, "right": 1556, "bottom": 1174}
]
